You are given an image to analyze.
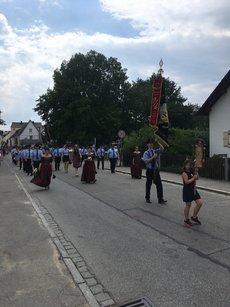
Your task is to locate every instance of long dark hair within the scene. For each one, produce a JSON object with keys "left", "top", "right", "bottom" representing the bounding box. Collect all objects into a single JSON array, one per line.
[
  {"left": 183, "top": 159, "right": 193, "bottom": 171},
  {"left": 73, "top": 144, "right": 79, "bottom": 153}
]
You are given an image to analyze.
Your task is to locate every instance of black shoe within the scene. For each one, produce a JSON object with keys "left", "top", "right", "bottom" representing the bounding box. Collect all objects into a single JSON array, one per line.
[
  {"left": 191, "top": 216, "right": 201, "bottom": 225},
  {"left": 184, "top": 219, "right": 193, "bottom": 227},
  {"left": 146, "top": 199, "right": 152, "bottom": 203},
  {"left": 158, "top": 199, "right": 167, "bottom": 204}
]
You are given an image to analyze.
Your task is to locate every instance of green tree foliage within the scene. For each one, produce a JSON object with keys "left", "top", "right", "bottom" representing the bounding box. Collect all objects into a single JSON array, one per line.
[
  {"left": 166, "top": 128, "right": 208, "bottom": 156},
  {"left": 122, "top": 126, "right": 208, "bottom": 166},
  {"left": 0, "top": 119, "right": 5, "bottom": 125},
  {"left": 0, "top": 110, "right": 5, "bottom": 125},
  {"left": 34, "top": 49, "right": 208, "bottom": 146},
  {"left": 122, "top": 125, "right": 157, "bottom": 166},
  {"left": 126, "top": 75, "right": 208, "bottom": 131},
  {"left": 34, "top": 50, "right": 129, "bottom": 145}
]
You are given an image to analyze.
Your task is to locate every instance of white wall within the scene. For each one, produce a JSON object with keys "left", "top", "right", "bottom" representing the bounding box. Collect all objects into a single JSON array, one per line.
[
  {"left": 209, "top": 87, "right": 230, "bottom": 157},
  {"left": 19, "top": 121, "right": 39, "bottom": 141}
]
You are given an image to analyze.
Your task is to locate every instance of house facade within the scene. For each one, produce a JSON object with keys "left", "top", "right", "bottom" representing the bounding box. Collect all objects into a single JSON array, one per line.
[
  {"left": 4, "top": 120, "right": 43, "bottom": 146},
  {"left": 198, "top": 71, "right": 230, "bottom": 157}
]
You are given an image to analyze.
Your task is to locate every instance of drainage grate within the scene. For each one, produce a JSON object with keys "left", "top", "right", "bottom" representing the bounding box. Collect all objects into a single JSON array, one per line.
[{"left": 117, "top": 296, "right": 156, "bottom": 307}]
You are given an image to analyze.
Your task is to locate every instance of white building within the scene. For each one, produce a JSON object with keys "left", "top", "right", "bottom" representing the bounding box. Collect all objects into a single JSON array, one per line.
[
  {"left": 198, "top": 70, "right": 230, "bottom": 157},
  {"left": 3, "top": 120, "right": 43, "bottom": 146}
]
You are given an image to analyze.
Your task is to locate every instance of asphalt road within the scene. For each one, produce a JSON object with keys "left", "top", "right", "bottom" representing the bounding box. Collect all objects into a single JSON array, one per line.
[
  {"left": 0, "top": 159, "right": 89, "bottom": 307},
  {"left": 16, "top": 162, "right": 230, "bottom": 307}
]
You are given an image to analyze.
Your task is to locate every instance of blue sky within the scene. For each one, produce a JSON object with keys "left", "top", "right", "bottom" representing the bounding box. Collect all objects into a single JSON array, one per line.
[
  {"left": 0, "top": 0, "right": 229, "bottom": 129},
  {"left": 0, "top": 0, "right": 137, "bottom": 36}
]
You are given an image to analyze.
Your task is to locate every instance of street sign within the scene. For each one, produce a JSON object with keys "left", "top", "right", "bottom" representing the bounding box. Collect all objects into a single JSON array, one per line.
[{"left": 118, "top": 130, "right": 126, "bottom": 139}]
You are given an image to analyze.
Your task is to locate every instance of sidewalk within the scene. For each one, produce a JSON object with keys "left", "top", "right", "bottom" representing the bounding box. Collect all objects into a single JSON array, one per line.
[
  {"left": 113, "top": 163, "right": 230, "bottom": 196},
  {"left": 0, "top": 160, "right": 89, "bottom": 307}
]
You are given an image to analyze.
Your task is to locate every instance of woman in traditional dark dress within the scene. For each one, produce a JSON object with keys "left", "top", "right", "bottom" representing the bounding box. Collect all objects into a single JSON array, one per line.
[
  {"left": 182, "top": 159, "right": 203, "bottom": 227},
  {"left": 31, "top": 146, "right": 53, "bottom": 190},
  {"left": 72, "top": 144, "right": 81, "bottom": 177},
  {"left": 131, "top": 146, "right": 142, "bottom": 179},
  {"left": 81, "top": 148, "right": 96, "bottom": 183}
]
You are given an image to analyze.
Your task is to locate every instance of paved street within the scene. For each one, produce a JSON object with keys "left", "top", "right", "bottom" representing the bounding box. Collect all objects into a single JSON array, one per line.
[
  {"left": 0, "top": 158, "right": 89, "bottom": 307},
  {"left": 2, "top": 157, "right": 230, "bottom": 307}
]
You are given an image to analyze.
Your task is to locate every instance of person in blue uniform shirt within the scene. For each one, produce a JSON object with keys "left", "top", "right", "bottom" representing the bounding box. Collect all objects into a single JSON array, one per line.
[
  {"left": 18, "top": 146, "right": 24, "bottom": 170},
  {"left": 53, "top": 145, "right": 62, "bottom": 171},
  {"left": 21, "top": 146, "right": 27, "bottom": 172},
  {"left": 80, "top": 147, "right": 87, "bottom": 166},
  {"left": 62, "top": 144, "right": 70, "bottom": 173},
  {"left": 31, "top": 144, "right": 43, "bottom": 171},
  {"left": 25, "top": 145, "right": 33, "bottom": 176},
  {"left": 143, "top": 139, "right": 167, "bottom": 204},
  {"left": 97, "top": 145, "right": 105, "bottom": 170},
  {"left": 107, "top": 143, "right": 119, "bottom": 173},
  {"left": 91, "top": 144, "right": 97, "bottom": 156},
  {"left": 11, "top": 147, "right": 16, "bottom": 164}
]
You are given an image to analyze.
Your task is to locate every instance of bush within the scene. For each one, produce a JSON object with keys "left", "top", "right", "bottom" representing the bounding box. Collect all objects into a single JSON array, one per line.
[
  {"left": 122, "top": 125, "right": 153, "bottom": 166},
  {"left": 122, "top": 126, "right": 209, "bottom": 167},
  {"left": 167, "top": 128, "right": 208, "bottom": 156}
]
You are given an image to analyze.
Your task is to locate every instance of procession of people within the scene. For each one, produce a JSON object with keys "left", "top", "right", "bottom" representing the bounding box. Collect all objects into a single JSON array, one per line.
[{"left": 5, "top": 138, "right": 203, "bottom": 227}]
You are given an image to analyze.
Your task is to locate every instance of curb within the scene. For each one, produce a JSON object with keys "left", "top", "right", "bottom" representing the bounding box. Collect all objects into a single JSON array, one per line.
[{"left": 112, "top": 168, "right": 230, "bottom": 197}]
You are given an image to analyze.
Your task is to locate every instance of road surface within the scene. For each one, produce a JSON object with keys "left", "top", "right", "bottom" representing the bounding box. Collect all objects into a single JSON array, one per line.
[{"left": 9, "top": 160, "right": 230, "bottom": 307}]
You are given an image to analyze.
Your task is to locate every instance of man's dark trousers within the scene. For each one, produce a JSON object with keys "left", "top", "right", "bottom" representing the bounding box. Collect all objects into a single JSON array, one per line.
[
  {"left": 145, "top": 168, "right": 163, "bottom": 201},
  {"left": 97, "top": 157, "right": 104, "bottom": 170},
  {"left": 55, "top": 156, "right": 61, "bottom": 171},
  {"left": 109, "top": 158, "right": 117, "bottom": 173},
  {"left": 33, "top": 160, "right": 40, "bottom": 170},
  {"left": 26, "top": 159, "right": 33, "bottom": 176}
]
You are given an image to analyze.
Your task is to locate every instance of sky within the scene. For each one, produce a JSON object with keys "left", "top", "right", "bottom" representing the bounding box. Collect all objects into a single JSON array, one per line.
[{"left": 0, "top": 0, "right": 229, "bottom": 130}]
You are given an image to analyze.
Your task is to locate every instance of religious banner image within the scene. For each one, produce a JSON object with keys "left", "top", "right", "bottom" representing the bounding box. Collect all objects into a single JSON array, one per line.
[
  {"left": 157, "top": 78, "right": 169, "bottom": 141},
  {"left": 149, "top": 77, "right": 163, "bottom": 127}
]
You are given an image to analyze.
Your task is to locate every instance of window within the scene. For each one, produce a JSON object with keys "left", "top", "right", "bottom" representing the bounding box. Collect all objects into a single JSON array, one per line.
[
  {"left": 29, "top": 136, "right": 33, "bottom": 140},
  {"left": 223, "top": 131, "right": 230, "bottom": 147},
  {"left": 29, "top": 128, "right": 32, "bottom": 134}
]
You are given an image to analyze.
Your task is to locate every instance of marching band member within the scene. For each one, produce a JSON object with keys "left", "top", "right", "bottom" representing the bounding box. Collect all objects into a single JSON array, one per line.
[
  {"left": 81, "top": 147, "right": 97, "bottom": 183},
  {"left": 72, "top": 144, "right": 81, "bottom": 176},
  {"left": 31, "top": 146, "right": 54, "bottom": 190},
  {"left": 62, "top": 144, "right": 70, "bottom": 173},
  {"left": 143, "top": 139, "right": 167, "bottom": 204},
  {"left": 131, "top": 146, "right": 142, "bottom": 179},
  {"left": 182, "top": 159, "right": 203, "bottom": 227},
  {"left": 97, "top": 145, "right": 105, "bottom": 170},
  {"left": 24, "top": 145, "right": 33, "bottom": 176},
  {"left": 31, "top": 144, "right": 43, "bottom": 171},
  {"left": 107, "top": 143, "right": 119, "bottom": 173},
  {"left": 53, "top": 145, "right": 62, "bottom": 171}
]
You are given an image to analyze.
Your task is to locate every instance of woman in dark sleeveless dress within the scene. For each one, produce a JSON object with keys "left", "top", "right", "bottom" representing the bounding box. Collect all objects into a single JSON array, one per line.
[
  {"left": 31, "top": 146, "right": 53, "bottom": 190},
  {"left": 81, "top": 148, "right": 96, "bottom": 183},
  {"left": 182, "top": 159, "right": 203, "bottom": 227},
  {"left": 131, "top": 146, "right": 142, "bottom": 179},
  {"left": 72, "top": 144, "right": 81, "bottom": 177}
]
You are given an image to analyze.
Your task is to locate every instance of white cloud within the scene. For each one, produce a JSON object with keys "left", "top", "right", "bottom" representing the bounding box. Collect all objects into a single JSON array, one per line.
[
  {"left": 100, "top": 0, "right": 230, "bottom": 38},
  {"left": 0, "top": 0, "right": 229, "bottom": 126},
  {"left": 39, "top": 0, "right": 63, "bottom": 9}
]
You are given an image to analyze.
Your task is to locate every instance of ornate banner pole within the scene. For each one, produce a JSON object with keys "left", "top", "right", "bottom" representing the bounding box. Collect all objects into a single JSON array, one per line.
[
  {"left": 149, "top": 59, "right": 169, "bottom": 149},
  {"left": 194, "top": 138, "right": 206, "bottom": 186}
]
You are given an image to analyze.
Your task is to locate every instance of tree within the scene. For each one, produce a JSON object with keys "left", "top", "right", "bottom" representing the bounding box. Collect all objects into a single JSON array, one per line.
[
  {"left": 0, "top": 110, "right": 5, "bottom": 126},
  {"left": 125, "top": 75, "right": 208, "bottom": 131},
  {"left": 34, "top": 50, "right": 129, "bottom": 145}
]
